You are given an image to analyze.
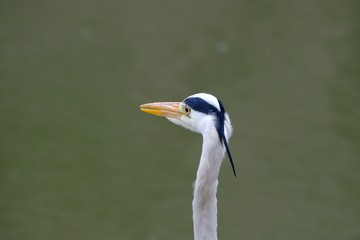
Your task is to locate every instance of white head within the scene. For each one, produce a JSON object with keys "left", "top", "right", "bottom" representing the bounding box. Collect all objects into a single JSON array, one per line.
[{"left": 140, "top": 93, "right": 236, "bottom": 176}]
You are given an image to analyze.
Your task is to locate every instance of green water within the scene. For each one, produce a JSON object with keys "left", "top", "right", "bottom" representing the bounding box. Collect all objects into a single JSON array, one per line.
[{"left": 1, "top": 0, "right": 359, "bottom": 239}]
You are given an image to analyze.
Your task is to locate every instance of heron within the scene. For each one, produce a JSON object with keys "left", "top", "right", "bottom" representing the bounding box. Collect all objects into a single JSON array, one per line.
[{"left": 140, "top": 93, "right": 235, "bottom": 240}]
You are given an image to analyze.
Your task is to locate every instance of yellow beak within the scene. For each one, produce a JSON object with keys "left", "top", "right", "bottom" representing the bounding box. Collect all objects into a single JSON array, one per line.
[{"left": 140, "top": 102, "right": 183, "bottom": 118}]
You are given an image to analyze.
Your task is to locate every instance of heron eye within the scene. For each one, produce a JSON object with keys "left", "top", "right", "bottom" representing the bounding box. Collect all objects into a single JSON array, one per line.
[{"left": 184, "top": 106, "right": 191, "bottom": 115}]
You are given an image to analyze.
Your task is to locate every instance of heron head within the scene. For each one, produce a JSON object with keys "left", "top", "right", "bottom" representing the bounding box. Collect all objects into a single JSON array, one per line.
[{"left": 140, "top": 93, "right": 236, "bottom": 176}]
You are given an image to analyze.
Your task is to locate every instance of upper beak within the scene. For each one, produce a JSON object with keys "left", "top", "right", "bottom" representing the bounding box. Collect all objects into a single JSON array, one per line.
[{"left": 140, "top": 102, "right": 184, "bottom": 118}]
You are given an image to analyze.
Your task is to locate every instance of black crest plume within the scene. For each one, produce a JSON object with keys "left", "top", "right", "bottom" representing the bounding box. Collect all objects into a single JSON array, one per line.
[{"left": 217, "top": 100, "right": 236, "bottom": 177}]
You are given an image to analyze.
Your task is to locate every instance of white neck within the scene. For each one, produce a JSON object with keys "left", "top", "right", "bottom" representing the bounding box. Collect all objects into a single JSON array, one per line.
[{"left": 193, "top": 126, "right": 226, "bottom": 240}]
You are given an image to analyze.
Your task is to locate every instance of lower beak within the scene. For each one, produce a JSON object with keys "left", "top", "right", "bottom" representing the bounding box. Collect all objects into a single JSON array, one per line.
[{"left": 140, "top": 102, "right": 183, "bottom": 118}]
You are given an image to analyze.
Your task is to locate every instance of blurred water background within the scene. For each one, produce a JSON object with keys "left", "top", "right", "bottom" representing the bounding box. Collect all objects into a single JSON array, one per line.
[{"left": 1, "top": 0, "right": 359, "bottom": 239}]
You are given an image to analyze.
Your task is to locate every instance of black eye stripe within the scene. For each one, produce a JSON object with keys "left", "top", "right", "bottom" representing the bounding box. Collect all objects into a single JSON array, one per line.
[
  {"left": 183, "top": 97, "right": 219, "bottom": 115},
  {"left": 183, "top": 97, "right": 227, "bottom": 144}
]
